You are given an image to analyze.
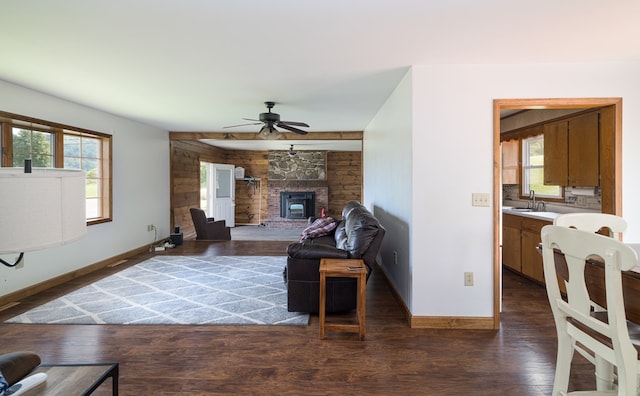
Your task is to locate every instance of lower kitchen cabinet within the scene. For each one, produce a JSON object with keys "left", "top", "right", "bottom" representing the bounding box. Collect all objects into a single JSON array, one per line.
[
  {"left": 502, "top": 214, "right": 522, "bottom": 272},
  {"left": 502, "top": 213, "right": 552, "bottom": 284}
]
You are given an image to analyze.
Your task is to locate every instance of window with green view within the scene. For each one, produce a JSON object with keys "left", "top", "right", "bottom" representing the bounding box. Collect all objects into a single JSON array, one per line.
[{"left": 521, "top": 135, "right": 561, "bottom": 198}]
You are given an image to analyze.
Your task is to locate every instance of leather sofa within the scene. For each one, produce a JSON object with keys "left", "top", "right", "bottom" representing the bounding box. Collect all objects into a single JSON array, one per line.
[{"left": 285, "top": 201, "right": 385, "bottom": 313}]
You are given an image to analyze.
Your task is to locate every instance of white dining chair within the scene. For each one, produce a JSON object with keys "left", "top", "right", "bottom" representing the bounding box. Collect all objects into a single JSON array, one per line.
[
  {"left": 541, "top": 225, "right": 639, "bottom": 395},
  {"left": 553, "top": 212, "right": 629, "bottom": 389},
  {"left": 554, "top": 213, "right": 627, "bottom": 240}
]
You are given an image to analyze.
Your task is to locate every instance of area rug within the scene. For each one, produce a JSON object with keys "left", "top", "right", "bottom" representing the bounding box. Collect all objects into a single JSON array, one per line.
[{"left": 5, "top": 256, "right": 309, "bottom": 326}]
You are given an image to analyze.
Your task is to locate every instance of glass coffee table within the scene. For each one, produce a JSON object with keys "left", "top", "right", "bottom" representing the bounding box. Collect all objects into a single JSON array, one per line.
[{"left": 28, "top": 363, "right": 118, "bottom": 395}]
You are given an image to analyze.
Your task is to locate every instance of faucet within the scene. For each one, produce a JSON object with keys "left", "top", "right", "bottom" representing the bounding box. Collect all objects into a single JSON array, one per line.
[
  {"left": 536, "top": 201, "right": 546, "bottom": 212},
  {"left": 528, "top": 190, "right": 536, "bottom": 209}
]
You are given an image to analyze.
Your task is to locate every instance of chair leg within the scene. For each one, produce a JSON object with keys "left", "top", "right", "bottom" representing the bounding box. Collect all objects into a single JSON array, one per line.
[
  {"left": 594, "top": 356, "right": 615, "bottom": 391},
  {"left": 553, "top": 333, "right": 574, "bottom": 396},
  {"left": 615, "top": 358, "right": 637, "bottom": 395}
]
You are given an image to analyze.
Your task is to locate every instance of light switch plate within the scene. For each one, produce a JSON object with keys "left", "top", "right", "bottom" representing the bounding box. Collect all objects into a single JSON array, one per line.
[{"left": 472, "top": 193, "right": 490, "bottom": 207}]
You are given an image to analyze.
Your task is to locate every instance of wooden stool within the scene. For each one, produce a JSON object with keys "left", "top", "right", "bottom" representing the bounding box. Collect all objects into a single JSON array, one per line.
[{"left": 319, "top": 258, "right": 366, "bottom": 340}]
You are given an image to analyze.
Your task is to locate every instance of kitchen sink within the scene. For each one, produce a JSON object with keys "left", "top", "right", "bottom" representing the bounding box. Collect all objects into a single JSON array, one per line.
[{"left": 510, "top": 208, "right": 533, "bottom": 212}]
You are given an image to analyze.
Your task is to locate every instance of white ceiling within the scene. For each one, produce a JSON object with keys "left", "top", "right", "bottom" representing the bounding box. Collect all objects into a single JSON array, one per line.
[{"left": 1, "top": 1, "right": 639, "bottom": 151}]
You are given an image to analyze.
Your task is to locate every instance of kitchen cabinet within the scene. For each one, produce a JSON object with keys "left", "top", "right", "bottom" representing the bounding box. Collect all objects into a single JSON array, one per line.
[
  {"left": 502, "top": 213, "right": 522, "bottom": 272},
  {"left": 501, "top": 140, "right": 519, "bottom": 184},
  {"left": 544, "top": 111, "right": 599, "bottom": 186},
  {"left": 520, "top": 218, "right": 548, "bottom": 283},
  {"left": 502, "top": 213, "right": 552, "bottom": 284}
]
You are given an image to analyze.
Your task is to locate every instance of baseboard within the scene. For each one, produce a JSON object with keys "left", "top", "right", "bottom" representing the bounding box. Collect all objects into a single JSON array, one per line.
[
  {"left": 376, "top": 263, "right": 496, "bottom": 330},
  {"left": 409, "top": 315, "right": 495, "bottom": 329},
  {"left": 0, "top": 244, "right": 153, "bottom": 308}
]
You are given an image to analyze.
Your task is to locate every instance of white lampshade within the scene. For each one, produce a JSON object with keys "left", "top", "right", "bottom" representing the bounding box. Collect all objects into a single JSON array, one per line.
[{"left": 0, "top": 168, "right": 87, "bottom": 254}]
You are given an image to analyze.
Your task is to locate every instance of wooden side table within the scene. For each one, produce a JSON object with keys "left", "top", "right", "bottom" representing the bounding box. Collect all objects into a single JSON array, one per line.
[{"left": 319, "top": 258, "right": 366, "bottom": 340}]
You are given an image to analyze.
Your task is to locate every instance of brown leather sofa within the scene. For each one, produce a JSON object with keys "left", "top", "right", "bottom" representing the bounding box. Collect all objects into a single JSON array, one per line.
[
  {"left": 189, "top": 208, "right": 231, "bottom": 240},
  {"left": 285, "top": 201, "right": 385, "bottom": 313}
]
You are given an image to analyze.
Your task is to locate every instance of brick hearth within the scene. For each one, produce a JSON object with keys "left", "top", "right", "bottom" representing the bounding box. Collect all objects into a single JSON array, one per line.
[{"left": 265, "top": 180, "right": 328, "bottom": 229}]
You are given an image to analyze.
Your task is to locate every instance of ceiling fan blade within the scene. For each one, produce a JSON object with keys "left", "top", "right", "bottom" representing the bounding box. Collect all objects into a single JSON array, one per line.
[
  {"left": 223, "top": 122, "right": 262, "bottom": 128},
  {"left": 276, "top": 122, "right": 308, "bottom": 135},
  {"left": 279, "top": 120, "right": 310, "bottom": 127},
  {"left": 242, "top": 118, "right": 261, "bottom": 122}
]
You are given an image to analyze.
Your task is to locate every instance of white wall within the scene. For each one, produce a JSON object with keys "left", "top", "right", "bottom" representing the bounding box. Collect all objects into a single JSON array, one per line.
[
  {"left": 364, "top": 69, "right": 414, "bottom": 308},
  {"left": 0, "top": 80, "right": 170, "bottom": 297},
  {"left": 366, "top": 61, "right": 640, "bottom": 318}
]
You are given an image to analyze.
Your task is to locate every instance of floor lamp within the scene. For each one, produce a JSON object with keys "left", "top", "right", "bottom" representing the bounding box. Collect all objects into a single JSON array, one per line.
[{"left": 0, "top": 163, "right": 86, "bottom": 392}]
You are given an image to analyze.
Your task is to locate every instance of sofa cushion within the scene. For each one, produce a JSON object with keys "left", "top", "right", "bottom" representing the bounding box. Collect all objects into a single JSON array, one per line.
[
  {"left": 287, "top": 242, "right": 349, "bottom": 260},
  {"left": 344, "top": 206, "right": 382, "bottom": 259},
  {"left": 299, "top": 216, "right": 337, "bottom": 241},
  {"left": 334, "top": 220, "right": 347, "bottom": 249}
]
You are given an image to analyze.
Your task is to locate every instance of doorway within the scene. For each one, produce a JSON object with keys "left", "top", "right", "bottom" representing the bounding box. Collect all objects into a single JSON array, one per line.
[
  {"left": 201, "top": 162, "right": 236, "bottom": 227},
  {"left": 492, "top": 98, "right": 622, "bottom": 329}
]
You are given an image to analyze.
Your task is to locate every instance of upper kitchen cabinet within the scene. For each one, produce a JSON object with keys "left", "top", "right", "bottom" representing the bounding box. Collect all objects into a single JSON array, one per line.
[
  {"left": 543, "top": 120, "right": 568, "bottom": 185},
  {"left": 544, "top": 111, "right": 599, "bottom": 187},
  {"left": 502, "top": 140, "right": 519, "bottom": 184}
]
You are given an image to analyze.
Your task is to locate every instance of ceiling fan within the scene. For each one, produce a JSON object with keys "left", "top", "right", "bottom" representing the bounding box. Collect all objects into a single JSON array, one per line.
[{"left": 225, "top": 101, "right": 309, "bottom": 140}]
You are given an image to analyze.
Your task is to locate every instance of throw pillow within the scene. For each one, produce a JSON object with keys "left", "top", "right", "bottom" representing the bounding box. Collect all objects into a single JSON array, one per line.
[{"left": 299, "top": 217, "right": 337, "bottom": 241}]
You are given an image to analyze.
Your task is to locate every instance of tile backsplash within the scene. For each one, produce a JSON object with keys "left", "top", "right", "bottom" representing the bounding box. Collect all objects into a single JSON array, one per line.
[{"left": 502, "top": 184, "right": 601, "bottom": 211}]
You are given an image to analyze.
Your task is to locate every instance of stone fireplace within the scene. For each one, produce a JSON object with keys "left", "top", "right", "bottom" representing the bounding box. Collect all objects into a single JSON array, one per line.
[
  {"left": 264, "top": 151, "right": 329, "bottom": 229},
  {"left": 266, "top": 181, "right": 328, "bottom": 229}
]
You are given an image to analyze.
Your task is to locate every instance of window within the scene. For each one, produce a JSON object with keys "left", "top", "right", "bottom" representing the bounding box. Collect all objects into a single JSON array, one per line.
[
  {"left": 200, "top": 161, "right": 209, "bottom": 211},
  {"left": 1, "top": 111, "right": 112, "bottom": 224},
  {"left": 63, "top": 134, "right": 105, "bottom": 220},
  {"left": 521, "top": 135, "right": 561, "bottom": 199},
  {"left": 12, "top": 127, "right": 54, "bottom": 167}
]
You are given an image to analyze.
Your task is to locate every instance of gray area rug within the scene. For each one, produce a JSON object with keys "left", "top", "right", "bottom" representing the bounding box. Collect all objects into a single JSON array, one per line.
[{"left": 6, "top": 256, "right": 309, "bottom": 326}]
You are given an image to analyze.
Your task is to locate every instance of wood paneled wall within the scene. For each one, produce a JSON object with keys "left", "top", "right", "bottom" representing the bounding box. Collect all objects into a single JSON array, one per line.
[
  {"left": 169, "top": 142, "right": 362, "bottom": 238},
  {"left": 170, "top": 141, "right": 227, "bottom": 239},
  {"left": 231, "top": 150, "right": 269, "bottom": 225},
  {"left": 326, "top": 151, "right": 362, "bottom": 218}
]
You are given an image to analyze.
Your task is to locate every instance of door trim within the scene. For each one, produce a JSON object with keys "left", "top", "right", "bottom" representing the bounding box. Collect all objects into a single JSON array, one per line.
[{"left": 492, "top": 97, "right": 622, "bottom": 329}]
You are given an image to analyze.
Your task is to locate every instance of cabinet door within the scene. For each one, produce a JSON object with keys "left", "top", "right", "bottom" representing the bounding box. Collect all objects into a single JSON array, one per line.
[
  {"left": 521, "top": 218, "right": 551, "bottom": 283},
  {"left": 501, "top": 140, "right": 519, "bottom": 184},
  {"left": 503, "top": 226, "right": 521, "bottom": 272},
  {"left": 502, "top": 214, "right": 522, "bottom": 272},
  {"left": 543, "top": 120, "right": 568, "bottom": 185},
  {"left": 568, "top": 112, "right": 599, "bottom": 186},
  {"left": 521, "top": 230, "right": 544, "bottom": 283}
]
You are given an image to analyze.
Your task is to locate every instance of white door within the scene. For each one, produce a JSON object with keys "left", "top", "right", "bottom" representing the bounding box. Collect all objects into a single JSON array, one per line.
[{"left": 206, "top": 163, "right": 235, "bottom": 227}]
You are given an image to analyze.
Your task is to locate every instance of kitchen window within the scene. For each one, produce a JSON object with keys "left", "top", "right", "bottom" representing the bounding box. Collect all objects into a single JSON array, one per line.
[
  {"left": 521, "top": 135, "right": 561, "bottom": 199},
  {"left": 1, "top": 111, "right": 112, "bottom": 225}
]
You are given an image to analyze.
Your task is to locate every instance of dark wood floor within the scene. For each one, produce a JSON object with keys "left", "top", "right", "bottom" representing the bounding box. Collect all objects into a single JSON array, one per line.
[{"left": 0, "top": 240, "right": 595, "bottom": 395}]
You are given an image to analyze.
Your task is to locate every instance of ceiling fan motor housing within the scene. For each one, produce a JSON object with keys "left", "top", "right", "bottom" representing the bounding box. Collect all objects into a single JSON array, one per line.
[{"left": 259, "top": 112, "right": 280, "bottom": 123}]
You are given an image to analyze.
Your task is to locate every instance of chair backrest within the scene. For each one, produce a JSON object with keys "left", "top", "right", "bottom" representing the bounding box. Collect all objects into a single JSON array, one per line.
[
  {"left": 189, "top": 208, "right": 208, "bottom": 233},
  {"left": 554, "top": 213, "right": 627, "bottom": 240},
  {"left": 541, "top": 225, "right": 639, "bottom": 393}
]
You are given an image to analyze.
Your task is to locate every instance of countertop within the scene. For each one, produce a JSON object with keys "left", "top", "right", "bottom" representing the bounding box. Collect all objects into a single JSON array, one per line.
[{"left": 502, "top": 206, "right": 561, "bottom": 222}]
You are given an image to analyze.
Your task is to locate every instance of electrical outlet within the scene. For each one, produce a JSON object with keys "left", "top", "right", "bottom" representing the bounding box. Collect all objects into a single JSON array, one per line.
[
  {"left": 464, "top": 272, "right": 474, "bottom": 286},
  {"left": 576, "top": 196, "right": 588, "bottom": 207},
  {"left": 472, "top": 193, "right": 490, "bottom": 207},
  {"left": 147, "top": 224, "right": 154, "bottom": 232},
  {"left": 393, "top": 251, "right": 398, "bottom": 265}
]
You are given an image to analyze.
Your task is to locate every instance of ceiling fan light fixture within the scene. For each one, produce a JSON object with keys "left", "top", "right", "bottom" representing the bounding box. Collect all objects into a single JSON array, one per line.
[{"left": 257, "top": 125, "right": 282, "bottom": 140}]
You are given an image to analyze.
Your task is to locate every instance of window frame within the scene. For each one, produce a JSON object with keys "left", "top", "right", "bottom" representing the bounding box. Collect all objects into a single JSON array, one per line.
[
  {"left": 520, "top": 134, "right": 563, "bottom": 201},
  {"left": 0, "top": 111, "right": 112, "bottom": 225}
]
